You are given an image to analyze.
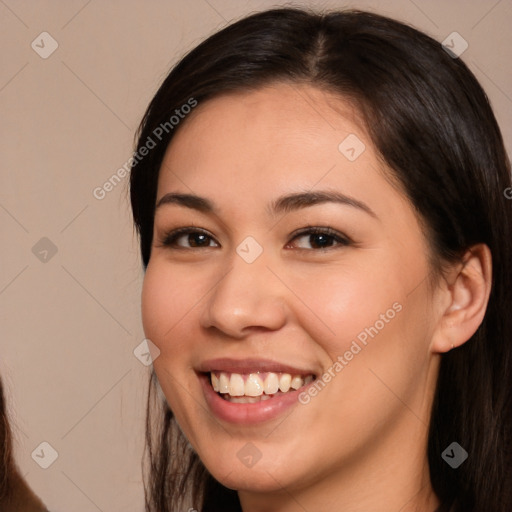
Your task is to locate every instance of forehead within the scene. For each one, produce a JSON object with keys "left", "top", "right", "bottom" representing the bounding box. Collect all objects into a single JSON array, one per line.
[
  {"left": 167, "top": 83, "right": 367, "bottom": 150},
  {"left": 157, "top": 83, "right": 376, "bottom": 193}
]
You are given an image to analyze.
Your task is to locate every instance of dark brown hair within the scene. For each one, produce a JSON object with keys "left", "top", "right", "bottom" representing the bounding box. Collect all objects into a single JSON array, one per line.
[
  {"left": 0, "top": 378, "right": 48, "bottom": 511},
  {"left": 0, "top": 377, "right": 15, "bottom": 502},
  {"left": 130, "top": 8, "right": 512, "bottom": 511}
]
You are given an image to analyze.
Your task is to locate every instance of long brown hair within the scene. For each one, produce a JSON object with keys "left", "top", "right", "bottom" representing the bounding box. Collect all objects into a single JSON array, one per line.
[
  {"left": 130, "top": 8, "right": 512, "bottom": 511},
  {"left": 0, "top": 377, "right": 48, "bottom": 511},
  {"left": 0, "top": 377, "right": 16, "bottom": 502}
]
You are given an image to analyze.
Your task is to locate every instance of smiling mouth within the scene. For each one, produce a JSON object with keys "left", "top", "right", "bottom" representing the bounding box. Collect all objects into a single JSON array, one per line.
[{"left": 208, "top": 371, "right": 316, "bottom": 403}]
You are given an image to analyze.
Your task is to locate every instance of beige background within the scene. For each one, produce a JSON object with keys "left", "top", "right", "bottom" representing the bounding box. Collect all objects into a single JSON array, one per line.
[{"left": 0, "top": 1, "right": 510, "bottom": 511}]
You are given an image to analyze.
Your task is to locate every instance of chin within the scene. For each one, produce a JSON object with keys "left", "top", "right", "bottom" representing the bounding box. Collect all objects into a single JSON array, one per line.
[
  {"left": 212, "top": 466, "right": 294, "bottom": 493},
  {"left": 198, "top": 444, "right": 304, "bottom": 494}
]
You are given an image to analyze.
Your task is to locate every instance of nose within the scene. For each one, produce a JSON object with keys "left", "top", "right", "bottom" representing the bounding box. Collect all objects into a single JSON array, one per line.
[{"left": 199, "top": 250, "right": 288, "bottom": 338}]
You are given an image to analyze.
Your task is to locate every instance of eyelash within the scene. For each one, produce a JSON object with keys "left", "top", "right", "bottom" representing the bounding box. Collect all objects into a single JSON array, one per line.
[{"left": 158, "top": 226, "right": 352, "bottom": 251}]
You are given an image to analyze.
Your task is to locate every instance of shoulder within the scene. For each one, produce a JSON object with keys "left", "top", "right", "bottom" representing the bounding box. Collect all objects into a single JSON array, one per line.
[{"left": 2, "top": 470, "right": 49, "bottom": 512}]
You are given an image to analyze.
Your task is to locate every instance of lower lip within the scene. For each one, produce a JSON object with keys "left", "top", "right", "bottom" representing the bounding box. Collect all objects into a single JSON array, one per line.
[{"left": 199, "top": 373, "right": 310, "bottom": 424}]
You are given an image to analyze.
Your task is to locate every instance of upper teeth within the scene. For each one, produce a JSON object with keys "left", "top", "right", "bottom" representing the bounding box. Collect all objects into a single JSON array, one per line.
[{"left": 210, "top": 372, "right": 314, "bottom": 397}]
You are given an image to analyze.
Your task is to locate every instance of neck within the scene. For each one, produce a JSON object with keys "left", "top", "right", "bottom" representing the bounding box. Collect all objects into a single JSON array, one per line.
[{"left": 238, "top": 409, "right": 440, "bottom": 512}]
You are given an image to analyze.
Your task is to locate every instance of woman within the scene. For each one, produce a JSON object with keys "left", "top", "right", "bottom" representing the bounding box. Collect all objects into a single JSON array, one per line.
[
  {"left": 129, "top": 7, "right": 512, "bottom": 512},
  {"left": 1, "top": 378, "right": 49, "bottom": 511}
]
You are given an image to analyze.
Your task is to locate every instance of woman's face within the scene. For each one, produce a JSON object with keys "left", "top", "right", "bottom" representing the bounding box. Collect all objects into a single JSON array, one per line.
[{"left": 142, "top": 84, "right": 443, "bottom": 498}]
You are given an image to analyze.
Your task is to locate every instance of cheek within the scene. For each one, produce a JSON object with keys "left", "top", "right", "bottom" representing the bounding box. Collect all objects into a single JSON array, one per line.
[
  {"left": 141, "top": 264, "right": 167, "bottom": 343},
  {"left": 141, "top": 262, "right": 201, "bottom": 426},
  {"left": 288, "top": 261, "right": 400, "bottom": 358},
  {"left": 141, "top": 261, "right": 197, "bottom": 353}
]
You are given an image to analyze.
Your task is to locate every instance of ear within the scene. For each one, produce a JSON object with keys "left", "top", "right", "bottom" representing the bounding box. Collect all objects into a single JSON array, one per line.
[{"left": 430, "top": 244, "right": 492, "bottom": 354}]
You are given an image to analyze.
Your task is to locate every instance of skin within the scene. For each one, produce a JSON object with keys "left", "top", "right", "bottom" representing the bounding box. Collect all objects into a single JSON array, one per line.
[{"left": 141, "top": 83, "right": 492, "bottom": 512}]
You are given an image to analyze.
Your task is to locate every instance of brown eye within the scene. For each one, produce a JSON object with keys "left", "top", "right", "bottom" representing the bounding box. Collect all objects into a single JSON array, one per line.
[
  {"left": 161, "top": 228, "right": 219, "bottom": 249},
  {"left": 287, "top": 227, "right": 351, "bottom": 250}
]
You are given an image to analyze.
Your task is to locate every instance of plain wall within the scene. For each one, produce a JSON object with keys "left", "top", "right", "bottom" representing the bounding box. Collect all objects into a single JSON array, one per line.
[{"left": 1, "top": 1, "right": 510, "bottom": 511}]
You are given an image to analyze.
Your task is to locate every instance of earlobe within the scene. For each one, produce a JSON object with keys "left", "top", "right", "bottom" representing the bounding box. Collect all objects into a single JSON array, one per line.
[{"left": 431, "top": 244, "right": 492, "bottom": 353}]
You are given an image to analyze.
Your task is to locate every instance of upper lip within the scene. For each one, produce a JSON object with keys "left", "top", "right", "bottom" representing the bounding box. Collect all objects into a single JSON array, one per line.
[{"left": 197, "top": 357, "right": 317, "bottom": 376}]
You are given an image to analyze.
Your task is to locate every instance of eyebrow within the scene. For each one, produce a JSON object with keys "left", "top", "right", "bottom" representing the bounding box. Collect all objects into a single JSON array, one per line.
[{"left": 155, "top": 190, "right": 377, "bottom": 218}]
